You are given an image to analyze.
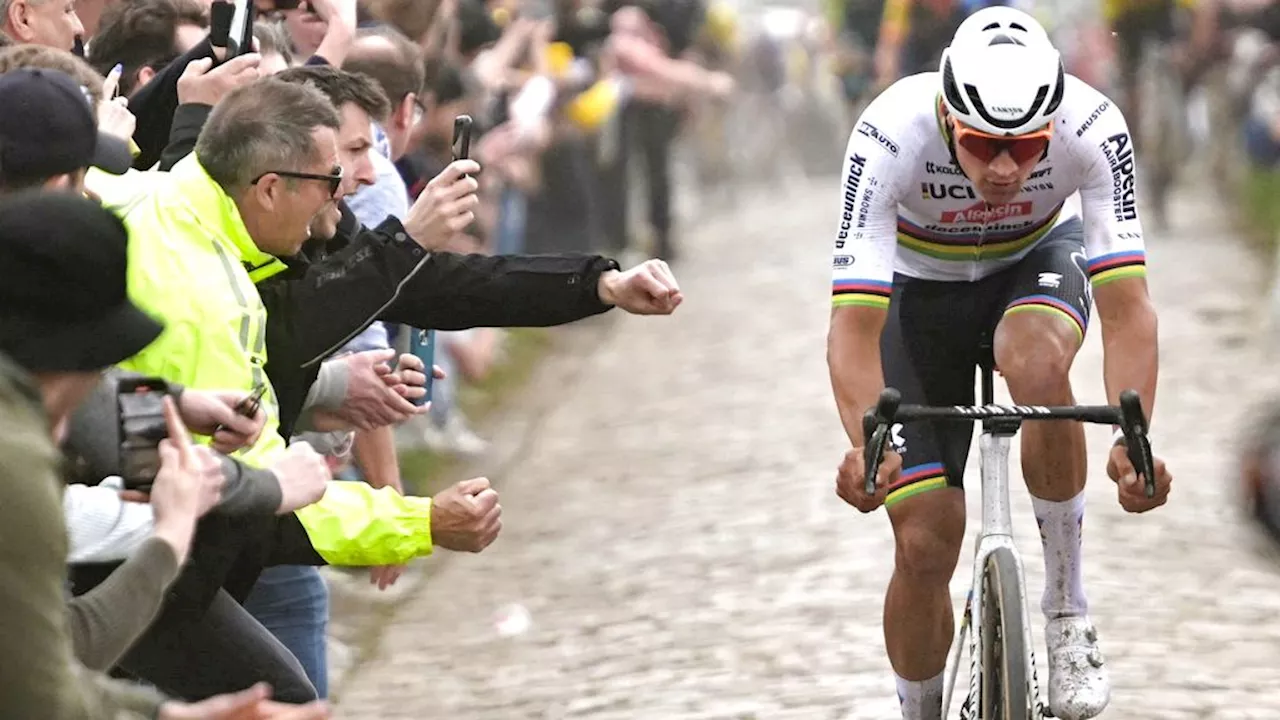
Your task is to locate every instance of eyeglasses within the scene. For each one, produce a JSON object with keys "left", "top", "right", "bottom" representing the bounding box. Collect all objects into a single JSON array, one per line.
[
  {"left": 253, "top": 165, "right": 344, "bottom": 197},
  {"left": 952, "top": 121, "right": 1053, "bottom": 166},
  {"left": 411, "top": 97, "right": 426, "bottom": 127}
]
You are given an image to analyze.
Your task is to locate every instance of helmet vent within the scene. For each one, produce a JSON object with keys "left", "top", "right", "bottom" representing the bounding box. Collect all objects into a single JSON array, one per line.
[
  {"left": 988, "top": 33, "right": 1024, "bottom": 46},
  {"left": 1044, "top": 60, "right": 1066, "bottom": 115},
  {"left": 942, "top": 57, "right": 969, "bottom": 114}
]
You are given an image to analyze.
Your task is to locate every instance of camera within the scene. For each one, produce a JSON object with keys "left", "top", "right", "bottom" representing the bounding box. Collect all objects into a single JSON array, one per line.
[{"left": 117, "top": 377, "right": 170, "bottom": 492}]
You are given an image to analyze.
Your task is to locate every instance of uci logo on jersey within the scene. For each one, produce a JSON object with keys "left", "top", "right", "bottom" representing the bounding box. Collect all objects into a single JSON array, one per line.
[{"left": 922, "top": 182, "right": 977, "bottom": 201}]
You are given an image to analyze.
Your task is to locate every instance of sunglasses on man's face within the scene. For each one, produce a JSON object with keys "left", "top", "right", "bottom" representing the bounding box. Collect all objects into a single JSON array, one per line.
[
  {"left": 953, "top": 121, "right": 1053, "bottom": 166},
  {"left": 253, "top": 165, "right": 344, "bottom": 197}
]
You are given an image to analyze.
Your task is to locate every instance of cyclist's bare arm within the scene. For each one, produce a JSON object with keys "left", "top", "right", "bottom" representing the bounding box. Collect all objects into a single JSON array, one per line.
[
  {"left": 1074, "top": 92, "right": 1159, "bottom": 426},
  {"left": 826, "top": 92, "right": 909, "bottom": 447},
  {"left": 1094, "top": 278, "right": 1159, "bottom": 425},
  {"left": 829, "top": 307, "right": 887, "bottom": 448}
]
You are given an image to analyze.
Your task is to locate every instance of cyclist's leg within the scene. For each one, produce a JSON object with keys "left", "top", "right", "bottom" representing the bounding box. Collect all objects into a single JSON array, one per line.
[
  {"left": 992, "top": 217, "right": 1108, "bottom": 719},
  {"left": 993, "top": 220, "right": 1090, "bottom": 613},
  {"left": 879, "top": 275, "right": 989, "bottom": 719}
]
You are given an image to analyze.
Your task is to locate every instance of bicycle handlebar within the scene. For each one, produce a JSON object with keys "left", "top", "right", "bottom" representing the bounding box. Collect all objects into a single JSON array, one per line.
[{"left": 860, "top": 388, "right": 1158, "bottom": 499}]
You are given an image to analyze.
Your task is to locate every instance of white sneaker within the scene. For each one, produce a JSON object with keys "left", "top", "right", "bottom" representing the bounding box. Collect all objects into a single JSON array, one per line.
[{"left": 1045, "top": 616, "right": 1110, "bottom": 720}]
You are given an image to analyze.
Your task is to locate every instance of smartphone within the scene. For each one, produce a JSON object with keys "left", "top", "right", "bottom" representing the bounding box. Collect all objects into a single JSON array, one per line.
[
  {"left": 227, "top": 0, "right": 255, "bottom": 57},
  {"left": 212, "top": 383, "right": 266, "bottom": 435},
  {"left": 407, "top": 329, "right": 435, "bottom": 408},
  {"left": 233, "top": 383, "right": 268, "bottom": 419},
  {"left": 452, "top": 114, "right": 473, "bottom": 166},
  {"left": 116, "top": 377, "right": 171, "bottom": 492},
  {"left": 209, "top": 0, "right": 234, "bottom": 49}
]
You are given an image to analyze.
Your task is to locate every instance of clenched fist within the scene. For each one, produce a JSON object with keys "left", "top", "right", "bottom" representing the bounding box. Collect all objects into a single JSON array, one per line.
[
  {"left": 430, "top": 477, "right": 502, "bottom": 552},
  {"left": 270, "top": 441, "right": 332, "bottom": 514},
  {"left": 597, "top": 259, "right": 683, "bottom": 315}
]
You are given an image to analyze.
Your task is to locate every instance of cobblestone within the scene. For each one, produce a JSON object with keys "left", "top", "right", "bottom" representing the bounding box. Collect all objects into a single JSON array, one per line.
[{"left": 331, "top": 179, "right": 1280, "bottom": 719}]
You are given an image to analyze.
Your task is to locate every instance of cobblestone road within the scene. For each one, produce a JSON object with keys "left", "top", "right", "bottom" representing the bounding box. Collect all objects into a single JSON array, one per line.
[{"left": 331, "top": 179, "right": 1280, "bottom": 719}]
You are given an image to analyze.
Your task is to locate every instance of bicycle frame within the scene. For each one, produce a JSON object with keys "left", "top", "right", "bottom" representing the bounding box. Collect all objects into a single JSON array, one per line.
[
  {"left": 863, "top": 366, "right": 1155, "bottom": 719},
  {"left": 944, "top": 425, "right": 1045, "bottom": 720}
]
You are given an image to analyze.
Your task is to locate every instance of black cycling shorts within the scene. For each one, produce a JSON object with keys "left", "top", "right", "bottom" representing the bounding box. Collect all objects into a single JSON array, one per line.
[{"left": 879, "top": 217, "right": 1091, "bottom": 507}]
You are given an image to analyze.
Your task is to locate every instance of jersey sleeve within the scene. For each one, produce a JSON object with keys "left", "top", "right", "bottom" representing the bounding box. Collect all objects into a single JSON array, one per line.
[
  {"left": 1067, "top": 82, "right": 1149, "bottom": 290},
  {"left": 830, "top": 92, "right": 910, "bottom": 311}
]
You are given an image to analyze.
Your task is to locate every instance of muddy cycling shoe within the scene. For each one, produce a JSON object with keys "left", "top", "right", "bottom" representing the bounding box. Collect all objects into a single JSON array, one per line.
[{"left": 1045, "top": 616, "right": 1110, "bottom": 720}]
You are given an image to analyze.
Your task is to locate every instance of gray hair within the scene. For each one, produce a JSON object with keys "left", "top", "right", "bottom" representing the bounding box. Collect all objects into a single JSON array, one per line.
[
  {"left": 195, "top": 77, "right": 340, "bottom": 192},
  {"left": 253, "top": 20, "right": 293, "bottom": 66}
]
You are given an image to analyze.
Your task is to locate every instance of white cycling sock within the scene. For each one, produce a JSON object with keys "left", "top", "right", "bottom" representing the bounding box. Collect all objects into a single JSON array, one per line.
[
  {"left": 1031, "top": 489, "right": 1089, "bottom": 619},
  {"left": 895, "top": 670, "right": 944, "bottom": 720}
]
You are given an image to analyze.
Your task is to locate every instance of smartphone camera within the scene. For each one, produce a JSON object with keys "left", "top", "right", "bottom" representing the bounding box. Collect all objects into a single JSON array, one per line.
[{"left": 117, "top": 377, "right": 171, "bottom": 492}]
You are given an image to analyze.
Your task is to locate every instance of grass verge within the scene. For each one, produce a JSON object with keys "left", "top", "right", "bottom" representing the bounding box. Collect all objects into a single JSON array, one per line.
[
  {"left": 1241, "top": 167, "right": 1280, "bottom": 251},
  {"left": 325, "top": 326, "right": 557, "bottom": 696},
  {"left": 397, "top": 326, "right": 554, "bottom": 497}
]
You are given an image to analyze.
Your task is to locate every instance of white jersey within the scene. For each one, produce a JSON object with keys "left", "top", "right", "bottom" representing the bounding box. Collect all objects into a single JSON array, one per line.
[{"left": 830, "top": 72, "right": 1147, "bottom": 310}]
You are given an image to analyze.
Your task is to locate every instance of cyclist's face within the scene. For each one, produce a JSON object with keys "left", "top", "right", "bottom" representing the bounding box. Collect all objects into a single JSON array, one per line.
[{"left": 951, "top": 118, "right": 1050, "bottom": 206}]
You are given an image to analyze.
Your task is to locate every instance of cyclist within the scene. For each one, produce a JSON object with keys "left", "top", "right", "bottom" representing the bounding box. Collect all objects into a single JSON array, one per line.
[{"left": 826, "top": 7, "right": 1173, "bottom": 720}]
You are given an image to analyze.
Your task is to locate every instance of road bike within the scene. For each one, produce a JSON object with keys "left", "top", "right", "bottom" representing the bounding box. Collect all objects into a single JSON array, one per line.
[{"left": 861, "top": 358, "right": 1157, "bottom": 719}]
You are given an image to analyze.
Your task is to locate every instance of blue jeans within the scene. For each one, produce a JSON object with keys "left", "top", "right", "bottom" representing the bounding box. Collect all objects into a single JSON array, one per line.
[
  {"left": 242, "top": 565, "right": 330, "bottom": 698},
  {"left": 494, "top": 185, "right": 527, "bottom": 256},
  {"left": 1245, "top": 114, "right": 1280, "bottom": 169}
]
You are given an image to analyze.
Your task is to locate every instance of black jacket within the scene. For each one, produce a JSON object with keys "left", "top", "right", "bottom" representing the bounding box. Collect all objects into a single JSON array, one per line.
[{"left": 261, "top": 203, "right": 620, "bottom": 437}]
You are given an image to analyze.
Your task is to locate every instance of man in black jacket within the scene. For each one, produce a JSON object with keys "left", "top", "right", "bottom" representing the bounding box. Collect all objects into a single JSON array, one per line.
[{"left": 152, "top": 63, "right": 684, "bottom": 439}]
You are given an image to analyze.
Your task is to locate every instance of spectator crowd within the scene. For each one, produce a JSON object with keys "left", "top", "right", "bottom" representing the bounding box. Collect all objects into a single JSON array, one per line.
[{"left": 0, "top": 0, "right": 723, "bottom": 713}]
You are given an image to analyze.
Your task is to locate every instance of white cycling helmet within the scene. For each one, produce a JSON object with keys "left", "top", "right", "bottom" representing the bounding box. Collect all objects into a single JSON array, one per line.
[{"left": 939, "top": 6, "right": 1065, "bottom": 136}]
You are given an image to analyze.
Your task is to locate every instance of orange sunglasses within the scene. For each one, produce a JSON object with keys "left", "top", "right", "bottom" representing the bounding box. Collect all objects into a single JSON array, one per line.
[{"left": 952, "top": 121, "right": 1053, "bottom": 166}]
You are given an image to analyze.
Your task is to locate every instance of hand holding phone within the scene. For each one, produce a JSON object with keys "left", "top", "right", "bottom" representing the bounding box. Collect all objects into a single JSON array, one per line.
[
  {"left": 213, "top": 383, "right": 266, "bottom": 434},
  {"left": 407, "top": 330, "right": 435, "bottom": 407}
]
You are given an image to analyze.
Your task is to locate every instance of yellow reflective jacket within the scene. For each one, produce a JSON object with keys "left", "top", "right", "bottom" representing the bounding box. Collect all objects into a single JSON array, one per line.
[{"left": 117, "top": 155, "right": 434, "bottom": 566}]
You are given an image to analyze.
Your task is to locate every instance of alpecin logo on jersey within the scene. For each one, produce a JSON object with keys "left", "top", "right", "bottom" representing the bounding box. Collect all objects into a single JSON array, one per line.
[
  {"left": 1100, "top": 133, "right": 1137, "bottom": 222},
  {"left": 856, "top": 121, "right": 899, "bottom": 157},
  {"left": 941, "top": 201, "right": 1033, "bottom": 224}
]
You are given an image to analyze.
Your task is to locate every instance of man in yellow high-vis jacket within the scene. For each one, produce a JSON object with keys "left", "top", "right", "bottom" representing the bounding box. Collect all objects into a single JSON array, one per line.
[{"left": 120, "top": 76, "right": 498, "bottom": 569}]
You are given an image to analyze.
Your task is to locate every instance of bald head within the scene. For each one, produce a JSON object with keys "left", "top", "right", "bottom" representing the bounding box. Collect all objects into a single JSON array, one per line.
[
  {"left": 351, "top": 32, "right": 398, "bottom": 59},
  {"left": 343, "top": 25, "right": 424, "bottom": 107},
  {"left": 342, "top": 25, "right": 424, "bottom": 160}
]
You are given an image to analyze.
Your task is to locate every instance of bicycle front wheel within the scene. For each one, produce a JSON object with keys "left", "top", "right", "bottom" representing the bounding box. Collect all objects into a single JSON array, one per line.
[{"left": 979, "top": 547, "right": 1032, "bottom": 720}]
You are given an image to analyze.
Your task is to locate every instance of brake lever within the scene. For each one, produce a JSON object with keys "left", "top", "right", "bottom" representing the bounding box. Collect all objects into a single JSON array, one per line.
[
  {"left": 1118, "top": 390, "right": 1157, "bottom": 499},
  {"left": 863, "top": 412, "right": 888, "bottom": 496},
  {"left": 861, "top": 388, "right": 902, "bottom": 497}
]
